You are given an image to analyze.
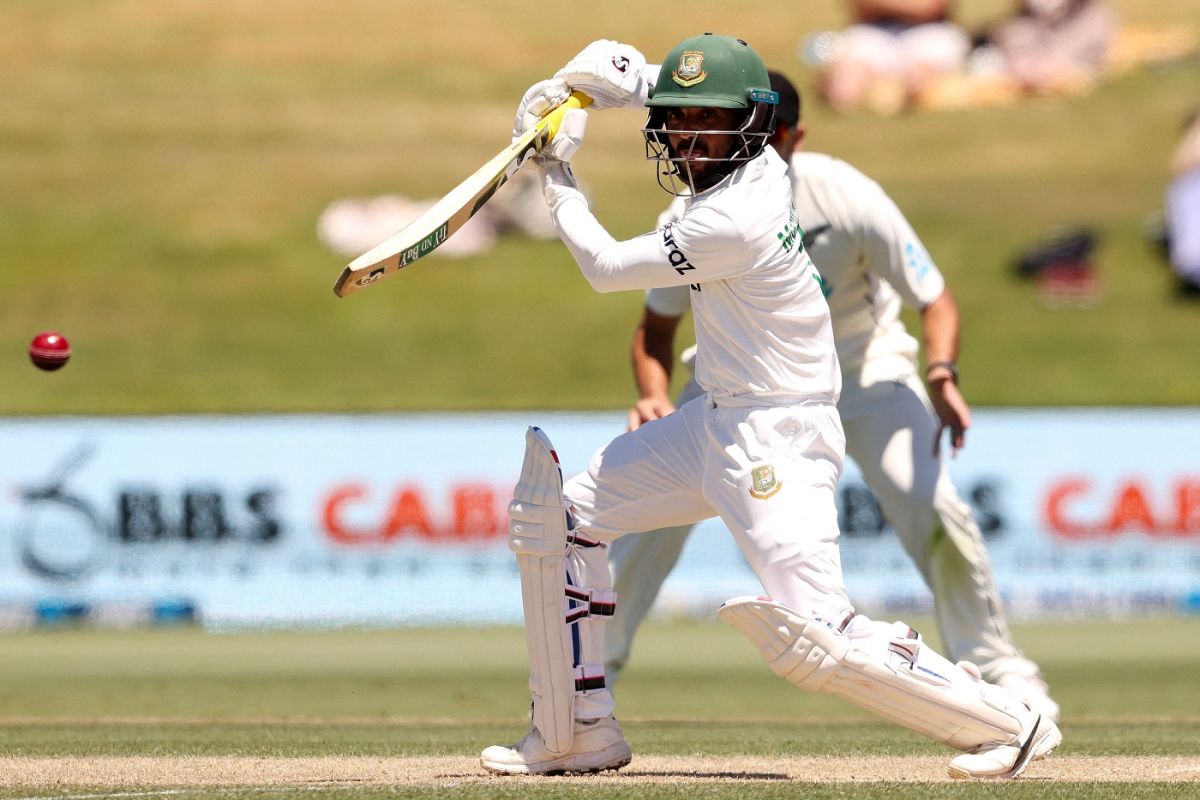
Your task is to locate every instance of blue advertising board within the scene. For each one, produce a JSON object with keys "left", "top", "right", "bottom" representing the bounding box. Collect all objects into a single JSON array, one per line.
[{"left": 1, "top": 410, "right": 1197, "bottom": 626}]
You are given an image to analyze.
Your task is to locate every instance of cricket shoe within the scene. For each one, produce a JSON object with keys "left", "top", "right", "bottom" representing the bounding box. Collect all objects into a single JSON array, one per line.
[
  {"left": 995, "top": 671, "right": 1061, "bottom": 723},
  {"left": 481, "top": 716, "right": 632, "bottom": 775},
  {"left": 947, "top": 711, "right": 1062, "bottom": 780}
]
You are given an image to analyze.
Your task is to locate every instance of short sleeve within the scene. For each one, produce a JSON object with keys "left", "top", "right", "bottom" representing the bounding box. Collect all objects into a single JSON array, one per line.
[
  {"left": 855, "top": 181, "right": 945, "bottom": 308},
  {"left": 645, "top": 285, "right": 692, "bottom": 317}
]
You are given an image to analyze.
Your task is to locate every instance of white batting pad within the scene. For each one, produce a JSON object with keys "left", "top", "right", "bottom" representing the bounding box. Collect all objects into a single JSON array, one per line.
[
  {"left": 509, "top": 427, "right": 575, "bottom": 754},
  {"left": 719, "top": 596, "right": 1030, "bottom": 752}
]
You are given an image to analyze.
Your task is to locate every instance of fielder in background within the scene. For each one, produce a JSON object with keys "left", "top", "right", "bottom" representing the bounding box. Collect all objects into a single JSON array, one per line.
[
  {"left": 1166, "top": 109, "right": 1200, "bottom": 295},
  {"left": 482, "top": 34, "right": 1060, "bottom": 780},
  {"left": 608, "top": 70, "right": 1060, "bottom": 723}
]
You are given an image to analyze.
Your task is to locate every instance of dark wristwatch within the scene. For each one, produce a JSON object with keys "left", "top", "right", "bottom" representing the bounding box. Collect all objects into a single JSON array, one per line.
[{"left": 925, "top": 361, "right": 958, "bottom": 384}]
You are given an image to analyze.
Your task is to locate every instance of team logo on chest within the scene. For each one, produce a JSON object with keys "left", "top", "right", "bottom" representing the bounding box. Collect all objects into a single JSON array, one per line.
[
  {"left": 748, "top": 464, "right": 782, "bottom": 500},
  {"left": 672, "top": 50, "right": 708, "bottom": 87}
]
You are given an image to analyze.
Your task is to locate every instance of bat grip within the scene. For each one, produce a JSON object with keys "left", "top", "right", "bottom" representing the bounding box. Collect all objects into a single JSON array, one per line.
[{"left": 539, "top": 91, "right": 593, "bottom": 141}]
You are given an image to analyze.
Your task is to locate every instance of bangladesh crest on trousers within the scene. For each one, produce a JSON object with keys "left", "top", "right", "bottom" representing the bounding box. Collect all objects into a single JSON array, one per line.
[{"left": 748, "top": 465, "right": 782, "bottom": 499}]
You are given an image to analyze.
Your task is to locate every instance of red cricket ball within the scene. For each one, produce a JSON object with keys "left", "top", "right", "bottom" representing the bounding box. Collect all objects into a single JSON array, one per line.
[{"left": 29, "top": 331, "right": 71, "bottom": 371}]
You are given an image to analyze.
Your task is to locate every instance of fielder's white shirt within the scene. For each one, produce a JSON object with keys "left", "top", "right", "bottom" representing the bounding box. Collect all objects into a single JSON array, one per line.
[
  {"left": 552, "top": 148, "right": 840, "bottom": 405},
  {"left": 648, "top": 152, "right": 946, "bottom": 384}
]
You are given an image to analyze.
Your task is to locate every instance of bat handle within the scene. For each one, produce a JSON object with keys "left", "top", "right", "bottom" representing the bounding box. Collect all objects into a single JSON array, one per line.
[{"left": 538, "top": 91, "right": 593, "bottom": 142}]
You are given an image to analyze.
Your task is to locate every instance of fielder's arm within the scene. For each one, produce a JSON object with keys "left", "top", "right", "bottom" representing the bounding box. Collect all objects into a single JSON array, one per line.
[
  {"left": 628, "top": 307, "right": 682, "bottom": 431},
  {"left": 921, "top": 288, "right": 970, "bottom": 455}
]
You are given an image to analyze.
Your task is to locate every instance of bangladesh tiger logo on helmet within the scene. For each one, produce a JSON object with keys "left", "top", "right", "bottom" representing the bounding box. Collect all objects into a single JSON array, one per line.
[
  {"left": 643, "top": 33, "right": 778, "bottom": 196},
  {"left": 673, "top": 50, "right": 708, "bottom": 87}
]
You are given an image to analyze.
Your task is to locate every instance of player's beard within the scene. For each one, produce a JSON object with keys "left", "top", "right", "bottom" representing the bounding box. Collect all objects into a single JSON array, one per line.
[{"left": 672, "top": 136, "right": 735, "bottom": 193}]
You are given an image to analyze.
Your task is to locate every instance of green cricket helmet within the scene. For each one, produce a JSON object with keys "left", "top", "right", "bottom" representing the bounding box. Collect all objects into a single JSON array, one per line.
[{"left": 643, "top": 33, "right": 779, "bottom": 195}]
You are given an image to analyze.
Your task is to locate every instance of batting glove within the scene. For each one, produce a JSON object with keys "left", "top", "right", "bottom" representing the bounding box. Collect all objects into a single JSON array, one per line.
[
  {"left": 541, "top": 107, "right": 588, "bottom": 163},
  {"left": 512, "top": 78, "right": 571, "bottom": 143},
  {"left": 554, "top": 39, "right": 650, "bottom": 110}
]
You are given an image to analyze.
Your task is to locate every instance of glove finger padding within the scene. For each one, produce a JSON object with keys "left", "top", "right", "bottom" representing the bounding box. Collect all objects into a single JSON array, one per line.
[
  {"left": 554, "top": 39, "right": 649, "bottom": 110},
  {"left": 512, "top": 78, "right": 571, "bottom": 143},
  {"left": 542, "top": 107, "right": 587, "bottom": 162}
]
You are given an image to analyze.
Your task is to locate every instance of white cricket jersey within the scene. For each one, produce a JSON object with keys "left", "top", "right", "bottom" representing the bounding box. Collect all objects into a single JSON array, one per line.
[
  {"left": 647, "top": 152, "right": 946, "bottom": 382},
  {"left": 552, "top": 148, "right": 840, "bottom": 405}
]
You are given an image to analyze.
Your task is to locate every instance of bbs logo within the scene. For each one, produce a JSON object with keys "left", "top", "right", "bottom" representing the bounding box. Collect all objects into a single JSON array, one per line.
[
  {"left": 611, "top": 55, "right": 630, "bottom": 73},
  {"left": 13, "top": 444, "right": 283, "bottom": 582}
]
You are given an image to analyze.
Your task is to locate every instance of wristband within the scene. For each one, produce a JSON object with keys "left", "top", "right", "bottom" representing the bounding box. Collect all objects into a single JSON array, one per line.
[{"left": 926, "top": 361, "right": 958, "bottom": 384}]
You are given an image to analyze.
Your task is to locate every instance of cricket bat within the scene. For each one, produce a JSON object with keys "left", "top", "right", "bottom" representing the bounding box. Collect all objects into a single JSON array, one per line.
[{"left": 333, "top": 91, "right": 592, "bottom": 297}]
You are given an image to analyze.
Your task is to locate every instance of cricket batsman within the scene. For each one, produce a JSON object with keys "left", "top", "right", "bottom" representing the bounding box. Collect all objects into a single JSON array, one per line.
[
  {"left": 481, "top": 33, "right": 1060, "bottom": 780},
  {"left": 606, "top": 70, "right": 1060, "bottom": 722}
]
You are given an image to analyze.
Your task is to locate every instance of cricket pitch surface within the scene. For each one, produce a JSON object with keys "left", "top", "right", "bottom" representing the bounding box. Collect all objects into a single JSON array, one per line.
[{"left": 3, "top": 754, "right": 1198, "bottom": 789}]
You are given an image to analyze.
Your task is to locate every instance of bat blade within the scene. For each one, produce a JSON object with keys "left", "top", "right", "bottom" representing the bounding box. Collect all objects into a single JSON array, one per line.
[{"left": 333, "top": 92, "right": 590, "bottom": 298}]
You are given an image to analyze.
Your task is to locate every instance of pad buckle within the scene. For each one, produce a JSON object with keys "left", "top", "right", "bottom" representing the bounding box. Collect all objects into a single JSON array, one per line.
[{"left": 565, "top": 587, "right": 617, "bottom": 623}]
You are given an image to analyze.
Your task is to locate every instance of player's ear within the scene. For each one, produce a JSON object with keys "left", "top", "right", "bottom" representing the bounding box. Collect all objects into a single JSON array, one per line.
[
  {"left": 794, "top": 123, "right": 807, "bottom": 152},
  {"left": 768, "top": 123, "right": 803, "bottom": 159}
]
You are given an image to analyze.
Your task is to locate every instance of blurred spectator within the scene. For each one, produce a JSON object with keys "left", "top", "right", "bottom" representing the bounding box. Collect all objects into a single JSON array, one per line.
[
  {"left": 1166, "top": 110, "right": 1200, "bottom": 296},
  {"left": 818, "top": 0, "right": 972, "bottom": 114},
  {"left": 988, "top": 0, "right": 1116, "bottom": 97},
  {"left": 316, "top": 168, "right": 556, "bottom": 260}
]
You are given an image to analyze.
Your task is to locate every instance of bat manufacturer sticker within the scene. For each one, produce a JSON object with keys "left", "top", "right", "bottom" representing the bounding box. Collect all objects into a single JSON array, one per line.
[
  {"left": 357, "top": 268, "right": 386, "bottom": 287},
  {"left": 673, "top": 50, "right": 707, "bottom": 87}
]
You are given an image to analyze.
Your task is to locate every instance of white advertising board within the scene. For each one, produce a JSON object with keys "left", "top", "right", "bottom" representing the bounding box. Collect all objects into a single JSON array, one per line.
[{"left": 0, "top": 410, "right": 1197, "bottom": 626}]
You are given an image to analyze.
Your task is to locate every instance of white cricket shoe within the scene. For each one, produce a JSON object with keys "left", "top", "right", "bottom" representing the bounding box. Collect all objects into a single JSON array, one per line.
[
  {"left": 481, "top": 716, "right": 632, "bottom": 775},
  {"left": 996, "top": 672, "right": 1061, "bottom": 723},
  {"left": 947, "top": 712, "right": 1062, "bottom": 780}
]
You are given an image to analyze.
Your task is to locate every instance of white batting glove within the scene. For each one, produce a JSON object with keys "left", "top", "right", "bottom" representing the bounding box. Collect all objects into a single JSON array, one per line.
[
  {"left": 512, "top": 78, "right": 570, "bottom": 142},
  {"left": 540, "top": 107, "right": 588, "bottom": 162},
  {"left": 554, "top": 39, "right": 650, "bottom": 109},
  {"left": 539, "top": 159, "right": 585, "bottom": 213}
]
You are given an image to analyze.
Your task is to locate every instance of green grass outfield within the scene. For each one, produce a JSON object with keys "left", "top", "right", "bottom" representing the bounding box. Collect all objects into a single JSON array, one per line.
[
  {"left": 2, "top": 1, "right": 1200, "bottom": 414},
  {"left": 1, "top": 617, "right": 1198, "bottom": 798}
]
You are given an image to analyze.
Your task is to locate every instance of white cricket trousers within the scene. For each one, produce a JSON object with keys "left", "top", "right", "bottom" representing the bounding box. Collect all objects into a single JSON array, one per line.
[
  {"left": 607, "top": 372, "right": 1037, "bottom": 684},
  {"left": 563, "top": 395, "right": 855, "bottom": 719}
]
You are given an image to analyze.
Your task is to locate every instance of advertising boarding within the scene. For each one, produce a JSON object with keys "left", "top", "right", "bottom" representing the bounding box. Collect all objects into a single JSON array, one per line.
[{"left": 0, "top": 410, "right": 1196, "bottom": 626}]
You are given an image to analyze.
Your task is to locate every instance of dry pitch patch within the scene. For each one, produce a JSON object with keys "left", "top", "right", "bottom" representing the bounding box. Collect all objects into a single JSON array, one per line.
[{"left": 1, "top": 755, "right": 1198, "bottom": 789}]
